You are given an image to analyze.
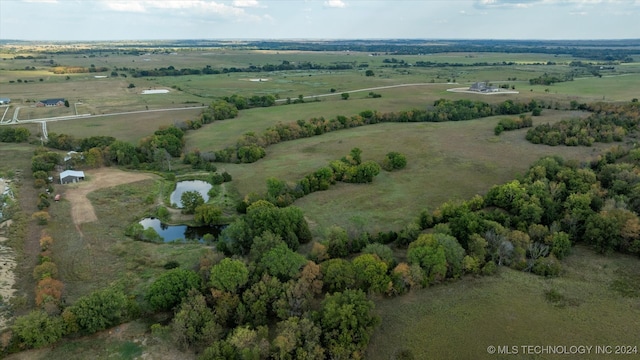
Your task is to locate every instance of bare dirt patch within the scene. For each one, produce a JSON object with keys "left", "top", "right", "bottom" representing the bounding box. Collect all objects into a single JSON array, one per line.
[{"left": 62, "top": 168, "right": 155, "bottom": 226}]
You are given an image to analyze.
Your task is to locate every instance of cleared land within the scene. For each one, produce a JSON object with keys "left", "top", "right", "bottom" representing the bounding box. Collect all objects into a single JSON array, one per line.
[{"left": 62, "top": 167, "right": 155, "bottom": 226}]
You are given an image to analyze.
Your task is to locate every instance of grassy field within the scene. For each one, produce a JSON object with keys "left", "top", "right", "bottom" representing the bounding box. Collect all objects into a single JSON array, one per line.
[
  {"left": 366, "top": 246, "right": 640, "bottom": 360},
  {"left": 47, "top": 179, "right": 209, "bottom": 302},
  {"left": 1, "top": 45, "right": 639, "bottom": 358},
  {"left": 46, "top": 107, "right": 204, "bottom": 143},
  {"left": 223, "top": 110, "right": 606, "bottom": 235}
]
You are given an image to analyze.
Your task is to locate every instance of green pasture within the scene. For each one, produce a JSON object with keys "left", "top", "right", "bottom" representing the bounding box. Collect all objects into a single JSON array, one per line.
[
  {"left": 46, "top": 107, "right": 203, "bottom": 143},
  {"left": 222, "top": 109, "right": 606, "bottom": 235},
  {"left": 366, "top": 246, "right": 640, "bottom": 360},
  {"left": 528, "top": 73, "right": 640, "bottom": 102},
  {"left": 47, "top": 179, "right": 208, "bottom": 302}
]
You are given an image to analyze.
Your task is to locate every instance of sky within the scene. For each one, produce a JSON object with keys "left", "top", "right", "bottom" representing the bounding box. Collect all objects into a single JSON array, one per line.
[{"left": 0, "top": 0, "right": 639, "bottom": 41}]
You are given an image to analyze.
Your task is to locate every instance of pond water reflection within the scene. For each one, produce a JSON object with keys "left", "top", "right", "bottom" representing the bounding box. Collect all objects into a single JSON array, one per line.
[
  {"left": 170, "top": 180, "right": 212, "bottom": 208},
  {"left": 139, "top": 217, "right": 225, "bottom": 242}
]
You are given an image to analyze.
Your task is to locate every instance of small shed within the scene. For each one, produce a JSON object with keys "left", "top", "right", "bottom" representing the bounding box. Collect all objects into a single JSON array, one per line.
[
  {"left": 60, "top": 170, "right": 85, "bottom": 184},
  {"left": 0, "top": 98, "right": 10, "bottom": 105}
]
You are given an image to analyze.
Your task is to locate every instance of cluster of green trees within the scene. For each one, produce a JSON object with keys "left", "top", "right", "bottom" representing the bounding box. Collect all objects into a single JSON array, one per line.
[
  {"left": 526, "top": 102, "right": 639, "bottom": 146},
  {"left": 528, "top": 73, "right": 573, "bottom": 85},
  {"left": 494, "top": 115, "right": 534, "bottom": 135},
  {"left": 142, "top": 258, "right": 378, "bottom": 359},
  {"left": 237, "top": 148, "right": 385, "bottom": 209},
  {"left": 0, "top": 127, "right": 30, "bottom": 143},
  {"left": 223, "top": 94, "right": 277, "bottom": 110},
  {"left": 9, "top": 285, "right": 138, "bottom": 351},
  {"left": 219, "top": 200, "right": 312, "bottom": 255}
]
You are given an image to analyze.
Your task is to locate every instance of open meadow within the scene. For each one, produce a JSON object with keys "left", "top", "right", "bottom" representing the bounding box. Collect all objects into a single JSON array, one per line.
[
  {"left": 366, "top": 246, "right": 640, "bottom": 360},
  {"left": 1, "top": 42, "right": 640, "bottom": 358}
]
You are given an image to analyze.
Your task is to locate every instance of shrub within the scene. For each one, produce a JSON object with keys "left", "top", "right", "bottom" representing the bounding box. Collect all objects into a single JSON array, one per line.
[
  {"left": 33, "top": 262, "right": 59, "bottom": 280},
  {"left": 69, "top": 287, "right": 133, "bottom": 334},
  {"left": 32, "top": 211, "right": 51, "bottom": 225},
  {"left": 35, "top": 278, "right": 64, "bottom": 307},
  {"left": 532, "top": 255, "right": 561, "bottom": 277},
  {"left": 382, "top": 152, "right": 407, "bottom": 171},
  {"left": 12, "top": 310, "right": 64, "bottom": 349}
]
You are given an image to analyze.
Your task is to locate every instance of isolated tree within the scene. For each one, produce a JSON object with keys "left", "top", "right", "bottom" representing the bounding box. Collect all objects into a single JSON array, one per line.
[
  {"left": 365, "top": 69, "right": 375, "bottom": 77},
  {"left": 181, "top": 190, "right": 204, "bottom": 214},
  {"left": 382, "top": 151, "right": 407, "bottom": 171},
  {"left": 341, "top": 93, "right": 350, "bottom": 100}
]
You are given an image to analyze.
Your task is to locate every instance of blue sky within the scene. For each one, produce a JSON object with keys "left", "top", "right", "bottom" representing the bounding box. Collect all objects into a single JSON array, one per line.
[{"left": 1, "top": 0, "right": 639, "bottom": 41}]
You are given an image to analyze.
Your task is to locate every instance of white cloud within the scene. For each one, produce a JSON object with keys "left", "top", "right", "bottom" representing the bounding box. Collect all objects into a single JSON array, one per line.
[
  {"left": 101, "top": 0, "right": 245, "bottom": 16},
  {"left": 478, "top": 0, "right": 638, "bottom": 6},
  {"left": 233, "top": 0, "right": 260, "bottom": 7},
  {"left": 324, "top": 0, "right": 346, "bottom": 8},
  {"left": 22, "top": 0, "right": 58, "bottom": 3}
]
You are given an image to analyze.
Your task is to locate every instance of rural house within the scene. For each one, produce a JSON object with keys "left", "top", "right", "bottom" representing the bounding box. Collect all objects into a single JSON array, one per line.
[
  {"left": 36, "top": 98, "right": 65, "bottom": 107},
  {"left": 59, "top": 170, "right": 85, "bottom": 184},
  {"left": 469, "top": 82, "right": 498, "bottom": 93},
  {"left": 0, "top": 98, "right": 10, "bottom": 105}
]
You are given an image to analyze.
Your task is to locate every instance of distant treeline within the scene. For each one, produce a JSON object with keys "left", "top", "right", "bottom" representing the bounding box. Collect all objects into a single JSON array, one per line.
[
  {"left": 126, "top": 61, "right": 356, "bottom": 78},
  {"left": 6, "top": 39, "right": 636, "bottom": 62}
]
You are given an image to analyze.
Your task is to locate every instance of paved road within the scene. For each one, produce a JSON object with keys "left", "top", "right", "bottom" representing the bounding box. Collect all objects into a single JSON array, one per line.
[
  {"left": 275, "top": 82, "right": 455, "bottom": 102},
  {"left": 12, "top": 105, "right": 207, "bottom": 124},
  {"left": 0, "top": 82, "right": 457, "bottom": 127}
]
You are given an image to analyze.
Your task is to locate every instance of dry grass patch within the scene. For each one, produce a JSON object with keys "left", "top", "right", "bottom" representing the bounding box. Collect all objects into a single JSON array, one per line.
[{"left": 61, "top": 168, "right": 156, "bottom": 226}]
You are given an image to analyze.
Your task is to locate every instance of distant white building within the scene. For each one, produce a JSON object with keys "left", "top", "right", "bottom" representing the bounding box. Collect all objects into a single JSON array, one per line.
[
  {"left": 60, "top": 170, "right": 85, "bottom": 184},
  {"left": 0, "top": 98, "right": 10, "bottom": 105}
]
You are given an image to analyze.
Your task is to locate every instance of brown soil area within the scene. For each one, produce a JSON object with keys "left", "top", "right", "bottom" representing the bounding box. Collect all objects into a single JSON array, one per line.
[{"left": 62, "top": 168, "right": 155, "bottom": 226}]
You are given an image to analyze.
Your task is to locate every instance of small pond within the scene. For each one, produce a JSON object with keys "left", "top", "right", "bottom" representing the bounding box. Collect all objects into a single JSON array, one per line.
[
  {"left": 170, "top": 180, "right": 212, "bottom": 208},
  {"left": 139, "top": 217, "right": 225, "bottom": 243}
]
